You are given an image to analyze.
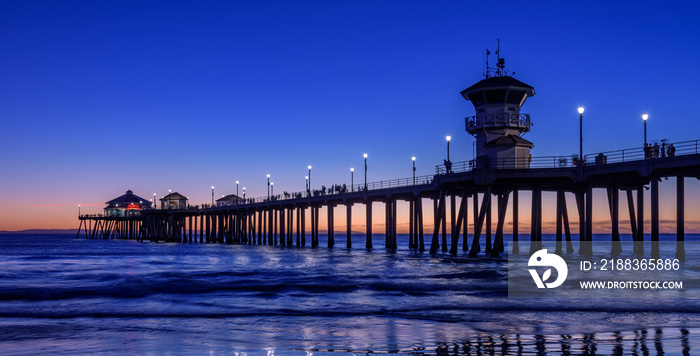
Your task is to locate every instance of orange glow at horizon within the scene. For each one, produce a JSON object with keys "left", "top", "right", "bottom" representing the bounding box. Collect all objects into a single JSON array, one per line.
[{"left": 1, "top": 178, "right": 699, "bottom": 234}]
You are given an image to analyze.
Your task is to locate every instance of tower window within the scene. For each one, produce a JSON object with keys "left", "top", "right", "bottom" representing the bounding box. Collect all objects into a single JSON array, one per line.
[
  {"left": 484, "top": 89, "right": 506, "bottom": 103},
  {"left": 468, "top": 92, "right": 486, "bottom": 106},
  {"left": 506, "top": 90, "right": 526, "bottom": 105}
]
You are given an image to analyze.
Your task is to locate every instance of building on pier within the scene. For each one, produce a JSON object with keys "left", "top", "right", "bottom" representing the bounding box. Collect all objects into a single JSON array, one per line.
[
  {"left": 104, "top": 190, "right": 152, "bottom": 217},
  {"left": 160, "top": 192, "right": 188, "bottom": 209},
  {"left": 216, "top": 194, "right": 244, "bottom": 207}
]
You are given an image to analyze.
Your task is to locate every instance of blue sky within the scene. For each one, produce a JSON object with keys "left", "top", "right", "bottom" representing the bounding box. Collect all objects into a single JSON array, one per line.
[{"left": 1, "top": 1, "right": 699, "bottom": 230}]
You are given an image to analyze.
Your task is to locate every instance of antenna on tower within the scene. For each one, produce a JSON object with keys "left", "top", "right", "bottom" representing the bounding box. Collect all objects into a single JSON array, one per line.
[
  {"left": 484, "top": 49, "right": 491, "bottom": 78},
  {"left": 495, "top": 38, "right": 504, "bottom": 77},
  {"left": 484, "top": 39, "right": 510, "bottom": 78}
]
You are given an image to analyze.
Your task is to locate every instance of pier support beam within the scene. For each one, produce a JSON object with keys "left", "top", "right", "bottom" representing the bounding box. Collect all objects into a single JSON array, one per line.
[
  {"left": 366, "top": 202, "right": 373, "bottom": 249},
  {"left": 301, "top": 206, "right": 306, "bottom": 246},
  {"left": 469, "top": 188, "right": 490, "bottom": 257},
  {"left": 485, "top": 193, "right": 493, "bottom": 254},
  {"left": 626, "top": 189, "right": 638, "bottom": 246},
  {"left": 677, "top": 176, "right": 685, "bottom": 261},
  {"left": 636, "top": 185, "right": 645, "bottom": 255},
  {"left": 512, "top": 189, "right": 519, "bottom": 254},
  {"left": 584, "top": 185, "right": 593, "bottom": 255},
  {"left": 347, "top": 203, "right": 352, "bottom": 248},
  {"left": 328, "top": 204, "right": 334, "bottom": 248},
  {"left": 651, "top": 178, "right": 660, "bottom": 259},
  {"left": 491, "top": 189, "right": 510, "bottom": 257},
  {"left": 529, "top": 188, "right": 542, "bottom": 254},
  {"left": 409, "top": 199, "right": 415, "bottom": 249},
  {"left": 449, "top": 189, "right": 467, "bottom": 255},
  {"left": 608, "top": 185, "right": 622, "bottom": 257},
  {"left": 314, "top": 206, "right": 320, "bottom": 247},
  {"left": 430, "top": 189, "right": 446, "bottom": 254},
  {"left": 417, "top": 197, "right": 425, "bottom": 251},
  {"left": 556, "top": 189, "right": 564, "bottom": 255},
  {"left": 441, "top": 195, "right": 448, "bottom": 252}
]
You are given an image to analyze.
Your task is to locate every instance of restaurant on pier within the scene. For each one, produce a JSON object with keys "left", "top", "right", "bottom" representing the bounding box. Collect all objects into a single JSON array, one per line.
[{"left": 104, "top": 190, "right": 152, "bottom": 217}]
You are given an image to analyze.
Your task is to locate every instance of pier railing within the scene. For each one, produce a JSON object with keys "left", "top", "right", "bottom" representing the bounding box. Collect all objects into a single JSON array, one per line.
[
  {"left": 435, "top": 155, "right": 578, "bottom": 174},
  {"left": 435, "top": 139, "right": 700, "bottom": 174},
  {"left": 583, "top": 139, "right": 699, "bottom": 164},
  {"left": 147, "top": 139, "right": 699, "bottom": 209},
  {"left": 213, "top": 174, "right": 436, "bottom": 206},
  {"left": 465, "top": 113, "right": 531, "bottom": 131}
]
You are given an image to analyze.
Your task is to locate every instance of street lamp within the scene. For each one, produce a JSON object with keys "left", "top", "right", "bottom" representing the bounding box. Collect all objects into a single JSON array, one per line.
[
  {"left": 412, "top": 156, "right": 416, "bottom": 185},
  {"left": 446, "top": 136, "right": 451, "bottom": 161},
  {"left": 363, "top": 153, "right": 368, "bottom": 190},
  {"left": 308, "top": 165, "right": 312, "bottom": 191},
  {"left": 236, "top": 181, "right": 239, "bottom": 203},
  {"left": 168, "top": 189, "right": 171, "bottom": 209},
  {"left": 78, "top": 205, "right": 81, "bottom": 216},
  {"left": 154, "top": 193, "right": 157, "bottom": 209},
  {"left": 643, "top": 113, "right": 649, "bottom": 146},
  {"left": 578, "top": 106, "right": 585, "bottom": 163},
  {"left": 267, "top": 174, "right": 270, "bottom": 200},
  {"left": 350, "top": 168, "right": 354, "bottom": 192},
  {"left": 211, "top": 186, "right": 214, "bottom": 206},
  {"left": 305, "top": 175, "right": 309, "bottom": 195},
  {"left": 243, "top": 187, "right": 246, "bottom": 199},
  {"left": 271, "top": 182, "right": 274, "bottom": 197}
]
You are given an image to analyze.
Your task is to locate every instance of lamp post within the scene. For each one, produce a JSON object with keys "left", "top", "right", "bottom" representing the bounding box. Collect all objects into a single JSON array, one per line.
[
  {"left": 271, "top": 182, "right": 274, "bottom": 197},
  {"left": 308, "top": 165, "right": 312, "bottom": 191},
  {"left": 578, "top": 106, "right": 584, "bottom": 163},
  {"left": 350, "top": 168, "right": 354, "bottom": 192},
  {"left": 78, "top": 204, "right": 81, "bottom": 216},
  {"left": 236, "top": 181, "right": 239, "bottom": 203},
  {"left": 243, "top": 187, "right": 246, "bottom": 200},
  {"left": 412, "top": 156, "right": 416, "bottom": 185},
  {"left": 267, "top": 174, "right": 270, "bottom": 200},
  {"left": 168, "top": 189, "right": 171, "bottom": 209},
  {"left": 643, "top": 113, "right": 648, "bottom": 146},
  {"left": 305, "top": 176, "right": 309, "bottom": 196},
  {"left": 363, "top": 153, "right": 368, "bottom": 190},
  {"left": 446, "top": 136, "right": 451, "bottom": 161},
  {"left": 154, "top": 193, "right": 157, "bottom": 209},
  {"left": 211, "top": 186, "right": 214, "bottom": 206}
]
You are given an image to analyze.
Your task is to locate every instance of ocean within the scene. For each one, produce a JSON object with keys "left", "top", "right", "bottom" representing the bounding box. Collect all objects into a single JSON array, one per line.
[{"left": 0, "top": 233, "right": 697, "bottom": 355}]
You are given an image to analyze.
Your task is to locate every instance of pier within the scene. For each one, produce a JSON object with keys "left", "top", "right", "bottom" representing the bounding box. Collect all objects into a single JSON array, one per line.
[
  {"left": 77, "top": 61, "right": 700, "bottom": 259},
  {"left": 77, "top": 140, "right": 700, "bottom": 259}
]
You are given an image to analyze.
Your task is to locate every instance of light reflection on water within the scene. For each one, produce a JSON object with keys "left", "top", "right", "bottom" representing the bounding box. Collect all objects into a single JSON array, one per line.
[{"left": 0, "top": 234, "right": 697, "bottom": 355}]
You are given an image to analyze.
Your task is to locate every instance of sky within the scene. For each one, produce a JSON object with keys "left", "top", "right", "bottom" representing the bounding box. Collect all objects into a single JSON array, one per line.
[{"left": 1, "top": 0, "right": 699, "bottom": 232}]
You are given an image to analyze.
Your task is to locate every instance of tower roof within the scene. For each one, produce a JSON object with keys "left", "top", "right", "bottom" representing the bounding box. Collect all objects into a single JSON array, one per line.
[
  {"left": 161, "top": 192, "right": 188, "bottom": 201},
  {"left": 106, "top": 190, "right": 150, "bottom": 205},
  {"left": 483, "top": 134, "right": 534, "bottom": 148},
  {"left": 216, "top": 194, "right": 243, "bottom": 203},
  {"left": 461, "top": 76, "right": 535, "bottom": 101}
]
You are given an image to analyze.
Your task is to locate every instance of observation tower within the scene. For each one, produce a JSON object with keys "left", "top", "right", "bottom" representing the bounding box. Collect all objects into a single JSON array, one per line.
[{"left": 462, "top": 46, "right": 535, "bottom": 169}]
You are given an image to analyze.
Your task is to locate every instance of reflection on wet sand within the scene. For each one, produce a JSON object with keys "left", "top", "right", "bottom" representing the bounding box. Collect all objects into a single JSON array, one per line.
[{"left": 301, "top": 328, "right": 693, "bottom": 355}]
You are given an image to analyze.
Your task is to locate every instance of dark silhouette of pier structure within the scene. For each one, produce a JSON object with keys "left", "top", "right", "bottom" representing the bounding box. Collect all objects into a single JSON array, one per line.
[{"left": 78, "top": 68, "right": 700, "bottom": 259}]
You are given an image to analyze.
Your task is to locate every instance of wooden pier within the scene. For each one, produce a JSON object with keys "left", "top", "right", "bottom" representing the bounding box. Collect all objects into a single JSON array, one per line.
[{"left": 78, "top": 140, "right": 700, "bottom": 259}]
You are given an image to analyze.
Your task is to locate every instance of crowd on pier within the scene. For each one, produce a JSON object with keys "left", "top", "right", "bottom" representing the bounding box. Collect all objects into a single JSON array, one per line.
[{"left": 644, "top": 142, "right": 675, "bottom": 159}]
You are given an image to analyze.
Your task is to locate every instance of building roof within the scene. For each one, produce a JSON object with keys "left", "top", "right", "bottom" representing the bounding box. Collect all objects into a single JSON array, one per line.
[
  {"left": 483, "top": 134, "right": 534, "bottom": 148},
  {"left": 106, "top": 190, "right": 151, "bottom": 205},
  {"left": 160, "top": 192, "right": 188, "bottom": 201},
  {"left": 462, "top": 76, "right": 534, "bottom": 94},
  {"left": 216, "top": 194, "right": 243, "bottom": 202}
]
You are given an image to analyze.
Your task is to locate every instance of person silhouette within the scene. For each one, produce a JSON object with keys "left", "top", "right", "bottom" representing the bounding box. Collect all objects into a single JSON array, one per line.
[{"left": 444, "top": 159, "right": 453, "bottom": 174}]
